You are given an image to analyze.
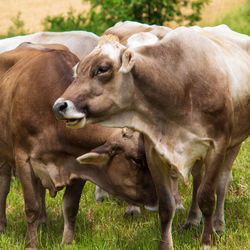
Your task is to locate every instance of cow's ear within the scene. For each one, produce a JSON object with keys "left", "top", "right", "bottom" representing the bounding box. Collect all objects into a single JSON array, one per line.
[
  {"left": 119, "top": 49, "right": 135, "bottom": 73},
  {"left": 72, "top": 62, "right": 79, "bottom": 78},
  {"left": 77, "top": 152, "right": 110, "bottom": 165}
]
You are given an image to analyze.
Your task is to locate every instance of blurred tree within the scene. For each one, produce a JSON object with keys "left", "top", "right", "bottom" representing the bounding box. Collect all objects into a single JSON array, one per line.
[
  {"left": 43, "top": 0, "right": 210, "bottom": 35},
  {"left": 43, "top": 8, "right": 87, "bottom": 32},
  {"left": 7, "top": 12, "right": 27, "bottom": 37}
]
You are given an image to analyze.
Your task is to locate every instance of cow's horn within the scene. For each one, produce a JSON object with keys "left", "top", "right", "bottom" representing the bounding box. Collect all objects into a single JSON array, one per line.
[{"left": 77, "top": 152, "right": 109, "bottom": 165}]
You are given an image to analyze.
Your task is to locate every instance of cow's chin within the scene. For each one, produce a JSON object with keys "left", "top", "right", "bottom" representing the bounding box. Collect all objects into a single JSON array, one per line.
[{"left": 65, "top": 116, "right": 87, "bottom": 129}]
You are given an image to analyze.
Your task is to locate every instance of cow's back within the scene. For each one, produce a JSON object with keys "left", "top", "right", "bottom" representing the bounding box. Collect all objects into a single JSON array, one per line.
[{"left": 0, "top": 31, "right": 98, "bottom": 59}]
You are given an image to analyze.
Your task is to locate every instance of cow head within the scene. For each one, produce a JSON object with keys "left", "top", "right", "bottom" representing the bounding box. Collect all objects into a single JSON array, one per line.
[
  {"left": 76, "top": 128, "right": 157, "bottom": 207},
  {"left": 53, "top": 34, "right": 136, "bottom": 129}
]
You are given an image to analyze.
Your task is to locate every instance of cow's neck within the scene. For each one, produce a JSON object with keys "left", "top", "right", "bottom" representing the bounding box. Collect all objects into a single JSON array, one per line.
[{"left": 97, "top": 109, "right": 211, "bottom": 183}]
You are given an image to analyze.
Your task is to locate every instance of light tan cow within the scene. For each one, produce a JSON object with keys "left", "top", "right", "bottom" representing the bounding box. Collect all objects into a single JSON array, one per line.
[{"left": 53, "top": 23, "right": 250, "bottom": 249}]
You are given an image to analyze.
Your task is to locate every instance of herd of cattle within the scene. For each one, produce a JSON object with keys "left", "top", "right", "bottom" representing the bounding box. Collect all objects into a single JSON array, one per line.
[{"left": 0, "top": 21, "right": 249, "bottom": 249}]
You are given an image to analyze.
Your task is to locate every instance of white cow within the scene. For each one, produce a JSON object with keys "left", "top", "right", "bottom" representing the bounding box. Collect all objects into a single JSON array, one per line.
[{"left": 0, "top": 31, "right": 98, "bottom": 59}]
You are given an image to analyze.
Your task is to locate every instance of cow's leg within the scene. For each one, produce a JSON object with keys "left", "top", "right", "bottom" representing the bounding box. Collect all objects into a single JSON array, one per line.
[
  {"left": 145, "top": 141, "right": 175, "bottom": 250},
  {"left": 0, "top": 162, "right": 11, "bottom": 233},
  {"left": 184, "top": 161, "right": 203, "bottom": 228},
  {"left": 171, "top": 176, "right": 184, "bottom": 210},
  {"left": 15, "top": 156, "right": 42, "bottom": 248},
  {"left": 197, "top": 139, "right": 228, "bottom": 247},
  {"left": 95, "top": 185, "right": 109, "bottom": 202},
  {"left": 213, "top": 143, "right": 241, "bottom": 233},
  {"left": 37, "top": 181, "right": 47, "bottom": 226},
  {"left": 61, "top": 178, "right": 86, "bottom": 245}
]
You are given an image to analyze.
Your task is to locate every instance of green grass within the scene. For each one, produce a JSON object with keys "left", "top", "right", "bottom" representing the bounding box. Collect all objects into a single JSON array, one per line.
[
  {"left": 1, "top": 138, "right": 249, "bottom": 249},
  {"left": 209, "top": 0, "right": 250, "bottom": 35}
]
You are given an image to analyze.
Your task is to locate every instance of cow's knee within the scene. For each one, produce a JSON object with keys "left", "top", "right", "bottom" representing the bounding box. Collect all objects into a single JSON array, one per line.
[
  {"left": 198, "top": 185, "right": 215, "bottom": 217},
  {"left": 25, "top": 203, "right": 41, "bottom": 224}
]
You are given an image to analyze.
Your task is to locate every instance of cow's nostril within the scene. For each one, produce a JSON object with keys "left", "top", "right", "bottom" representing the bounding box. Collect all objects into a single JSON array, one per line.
[
  {"left": 53, "top": 99, "right": 69, "bottom": 120},
  {"left": 58, "top": 102, "right": 68, "bottom": 112}
]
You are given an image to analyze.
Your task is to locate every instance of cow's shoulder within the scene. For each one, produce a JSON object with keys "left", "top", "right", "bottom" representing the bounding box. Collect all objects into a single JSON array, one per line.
[
  {"left": 0, "top": 45, "right": 43, "bottom": 77},
  {"left": 17, "top": 41, "right": 70, "bottom": 52}
]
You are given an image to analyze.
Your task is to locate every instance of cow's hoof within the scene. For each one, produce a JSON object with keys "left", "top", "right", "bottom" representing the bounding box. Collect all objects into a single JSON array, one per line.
[
  {"left": 123, "top": 206, "right": 141, "bottom": 218},
  {"left": 183, "top": 222, "right": 192, "bottom": 230},
  {"left": 183, "top": 219, "right": 201, "bottom": 230},
  {"left": 176, "top": 203, "right": 185, "bottom": 211},
  {"left": 158, "top": 241, "right": 173, "bottom": 250},
  {"left": 96, "top": 196, "right": 105, "bottom": 202},
  {"left": 201, "top": 231, "right": 216, "bottom": 247},
  {"left": 213, "top": 219, "right": 225, "bottom": 234},
  {"left": 61, "top": 229, "right": 74, "bottom": 246},
  {"left": 95, "top": 187, "right": 109, "bottom": 202},
  {"left": 25, "top": 243, "right": 39, "bottom": 250}
]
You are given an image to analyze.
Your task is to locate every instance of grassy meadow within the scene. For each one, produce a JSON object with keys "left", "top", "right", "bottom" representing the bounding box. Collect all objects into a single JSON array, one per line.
[{"left": 0, "top": 0, "right": 249, "bottom": 249}]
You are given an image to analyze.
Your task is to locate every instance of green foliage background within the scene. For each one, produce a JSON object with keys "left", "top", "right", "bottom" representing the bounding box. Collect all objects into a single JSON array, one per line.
[
  {"left": 43, "top": 0, "right": 210, "bottom": 35},
  {"left": 212, "top": 0, "right": 250, "bottom": 35}
]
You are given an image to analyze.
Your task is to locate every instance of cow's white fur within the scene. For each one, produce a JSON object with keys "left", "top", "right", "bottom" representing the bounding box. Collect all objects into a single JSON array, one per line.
[
  {"left": 0, "top": 31, "right": 98, "bottom": 59},
  {"left": 100, "top": 42, "right": 123, "bottom": 62},
  {"left": 54, "top": 98, "right": 86, "bottom": 129},
  {"left": 144, "top": 204, "right": 159, "bottom": 212},
  {"left": 126, "top": 32, "right": 159, "bottom": 49},
  {"left": 112, "top": 20, "right": 150, "bottom": 30}
]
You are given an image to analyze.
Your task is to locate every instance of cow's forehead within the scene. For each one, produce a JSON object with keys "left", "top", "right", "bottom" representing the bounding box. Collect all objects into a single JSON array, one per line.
[
  {"left": 100, "top": 43, "right": 121, "bottom": 62},
  {"left": 93, "top": 34, "right": 125, "bottom": 63},
  {"left": 99, "top": 42, "right": 123, "bottom": 62}
]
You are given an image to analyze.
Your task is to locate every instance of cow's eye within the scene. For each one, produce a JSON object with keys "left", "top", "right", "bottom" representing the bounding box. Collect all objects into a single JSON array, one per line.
[
  {"left": 96, "top": 65, "right": 110, "bottom": 75},
  {"left": 131, "top": 157, "right": 143, "bottom": 166}
]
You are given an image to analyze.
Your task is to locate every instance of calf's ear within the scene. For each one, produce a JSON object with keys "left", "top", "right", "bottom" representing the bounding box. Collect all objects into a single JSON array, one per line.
[
  {"left": 119, "top": 49, "right": 135, "bottom": 73},
  {"left": 77, "top": 152, "right": 110, "bottom": 165}
]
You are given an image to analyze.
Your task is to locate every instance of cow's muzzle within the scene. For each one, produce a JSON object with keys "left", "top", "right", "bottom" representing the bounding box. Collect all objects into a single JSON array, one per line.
[{"left": 53, "top": 98, "right": 87, "bottom": 129}]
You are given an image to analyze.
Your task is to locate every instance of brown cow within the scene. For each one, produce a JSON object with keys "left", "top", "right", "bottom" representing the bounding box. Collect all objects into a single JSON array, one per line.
[
  {"left": 53, "top": 23, "right": 250, "bottom": 249},
  {"left": 0, "top": 43, "right": 157, "bottom": 248}
]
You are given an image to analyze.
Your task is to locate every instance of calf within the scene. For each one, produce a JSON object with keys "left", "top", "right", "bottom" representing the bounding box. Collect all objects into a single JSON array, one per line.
[{"left": 0, "top": 44, "right": 157, "bottom": 248}]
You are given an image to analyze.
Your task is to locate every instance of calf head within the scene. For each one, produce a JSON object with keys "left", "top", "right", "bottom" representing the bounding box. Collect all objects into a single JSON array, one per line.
[
  {"left": 53, "top": 34, "right": 137, "bottom": 129},
  {"left": 77, "top": 128, "right": 157, "bottom": 208}
]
